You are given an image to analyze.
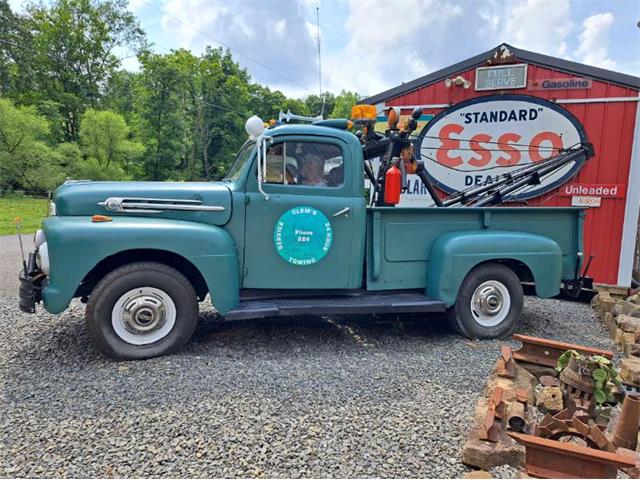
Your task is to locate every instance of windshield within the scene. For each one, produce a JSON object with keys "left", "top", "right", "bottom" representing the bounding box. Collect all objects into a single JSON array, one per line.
[{"left": 224, "top": 141, "right": 255, "bottom": 181}]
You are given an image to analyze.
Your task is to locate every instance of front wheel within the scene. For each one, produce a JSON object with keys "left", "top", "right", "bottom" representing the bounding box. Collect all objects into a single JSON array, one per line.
[
  {"left": 448, "top": 263, "right": 523, "bottom": 339},
  {"left": 86, "top": 262, "right": 199, "bottom": 360}
]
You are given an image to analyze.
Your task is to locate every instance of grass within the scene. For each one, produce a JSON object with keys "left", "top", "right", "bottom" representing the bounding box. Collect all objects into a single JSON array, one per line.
[{"left": 0, "top": 195, "right": 49, "bottom": 236}]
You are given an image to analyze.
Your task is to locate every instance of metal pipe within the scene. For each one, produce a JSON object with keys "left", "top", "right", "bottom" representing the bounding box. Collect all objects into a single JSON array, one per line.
[
  {"left": 415, "top": 162, "right": 443, "bottom": 206},
  {"left": 506, "top": 401, "right": 526, "bottom": 432}
]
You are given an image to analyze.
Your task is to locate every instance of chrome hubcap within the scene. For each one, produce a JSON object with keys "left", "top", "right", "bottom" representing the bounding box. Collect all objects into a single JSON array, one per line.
[
  {"left": 470, "top": 280, "right": 511, "bottom": 327},
  {"left": 112, "top": 287, "right": 176, "bottom": 345}
]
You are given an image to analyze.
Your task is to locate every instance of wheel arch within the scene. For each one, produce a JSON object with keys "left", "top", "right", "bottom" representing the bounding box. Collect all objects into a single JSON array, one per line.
[
  {"left": 474, "top": 258, "right": 535, "bottom": 284},
  {"left": 78, "top": 249, "right": 209, "bottom": 301},
  {"left": 40, "top": 216, "right": 240, "bottom": 315},
  {"left": 426, "top": 230, "right": 563, "bottom": 306}
]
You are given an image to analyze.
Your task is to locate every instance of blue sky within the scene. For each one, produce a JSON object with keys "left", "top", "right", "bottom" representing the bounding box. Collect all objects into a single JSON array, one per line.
[{"left": 10, "top": 0, "right": 640, "bottom": 98}]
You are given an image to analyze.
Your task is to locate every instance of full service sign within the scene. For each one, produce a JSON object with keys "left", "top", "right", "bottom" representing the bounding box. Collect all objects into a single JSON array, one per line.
[
  {"left": 415, "top": 95, "right": 589, "bottom": 201},
  {"left": 475, "top": 64, "right": 527, "bottom": 91},
  {"left": 273, "top": 206, "right": 333, "bottom": 266}
]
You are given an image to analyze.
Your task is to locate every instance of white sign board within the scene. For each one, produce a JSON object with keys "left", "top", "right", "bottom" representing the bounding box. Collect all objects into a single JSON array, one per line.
[
  {"left": 475, "top": 64, "right": 527, "bottom": 91},
  {"left": 405, "top": 95, "right": 589, "bottom": 206},
  {"left": 571, "top": 196, "right": 601, "bottom": 207}
]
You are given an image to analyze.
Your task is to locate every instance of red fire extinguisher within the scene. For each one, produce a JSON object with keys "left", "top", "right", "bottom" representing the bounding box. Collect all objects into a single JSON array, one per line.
[{"left": 384, "top": 159, "right": 402, "bottom": 205}]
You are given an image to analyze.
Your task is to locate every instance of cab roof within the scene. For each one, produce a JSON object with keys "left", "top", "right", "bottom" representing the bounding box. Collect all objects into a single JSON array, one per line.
[{"left": 265, "top": 123, "right": 360, "bottom": 146}]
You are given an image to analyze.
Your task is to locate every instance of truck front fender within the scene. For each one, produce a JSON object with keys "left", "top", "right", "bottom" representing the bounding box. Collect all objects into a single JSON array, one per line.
[
  {"left": 41, "top": 216, "right": 239, "bottom": 314},
  {"left": 426, "top": 230, "right": 562, "bottom": 306}
]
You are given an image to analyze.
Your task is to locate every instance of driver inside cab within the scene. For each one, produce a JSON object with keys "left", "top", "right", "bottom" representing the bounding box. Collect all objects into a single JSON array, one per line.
[{"left": 300, "top": 154, "right": 327, "bottom": 187}]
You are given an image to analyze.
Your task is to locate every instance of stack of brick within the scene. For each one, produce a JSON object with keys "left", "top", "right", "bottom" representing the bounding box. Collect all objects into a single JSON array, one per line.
[{"left": 593, "top": 291, "right": 640, "bottom": 357}]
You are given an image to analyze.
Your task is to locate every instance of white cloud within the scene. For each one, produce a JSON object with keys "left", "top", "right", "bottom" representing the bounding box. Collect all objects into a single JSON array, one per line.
[
  {"left": 160, "top": 0, "right": 227, "bottom": 50},
  {"left": 8, "top": 0, "right": 26, "bottom": 13},
  {"left": 323, "top": 0, "right": 463, "bottom": 97},
  {"left": 479, "top": 0, "right": 573, "bottom": 57},
  {"left": 577, "top": 12, "right": 617, "bottom": 70},
  {"left": 158, "top": 0, "right": 318, "bottom": 93},
  {"left": 134, "top": 0, "right": 628, "bottom": 100},
  {"left": 127, "top": 0, "right": 147, "bottom": 13}
]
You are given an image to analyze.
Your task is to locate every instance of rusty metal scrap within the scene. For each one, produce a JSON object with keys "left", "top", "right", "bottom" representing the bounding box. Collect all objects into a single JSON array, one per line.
[
  {"left": 512, "top": 334, "right": 614, "bottom": 368},
  {"left": 496, "top": 345, "right": 517, "bottom": 379},
  {"left": 539, "top": 375, "right": 560, "bottom": 387},
  {"left": 509, "top": 431, "right": 634, "bottom": 478},
  {"left": 613, "top": 394, "right": 640, "bottom": 451},
  {"left": 533, "top": 409, "right": 615, "bottom": 452},
  {"left": 509, "top": 432, "right": 635, "bottom": 479},
  {"left": 515, "top": 388, "right": 529, "bottom": 404},
  {"left": 491, "top": 385, "right": 506, "bottom": 419},
  {"left": 480, "top": 402, "right": 499, "bottom": 442},
  {"left": 480, "top": 387, "right": 504, "bottom": 442},
  {"left": 506, "top": 400, "right": 526, "bottom": 432}
]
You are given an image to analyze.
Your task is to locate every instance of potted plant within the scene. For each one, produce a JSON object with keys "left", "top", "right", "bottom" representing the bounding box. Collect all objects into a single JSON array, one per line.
[{"left": 556, "top": 350, "right": 621, "bottom": 405}]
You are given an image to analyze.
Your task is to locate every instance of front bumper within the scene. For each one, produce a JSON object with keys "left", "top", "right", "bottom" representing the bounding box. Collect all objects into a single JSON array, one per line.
[{"left": 18, "top": 252, "right": 45, "bottom": 313}]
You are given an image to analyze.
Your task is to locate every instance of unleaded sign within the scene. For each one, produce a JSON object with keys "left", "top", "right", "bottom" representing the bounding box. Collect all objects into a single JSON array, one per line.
[{"left": 475, "top": 64, "right": 527, "bottom": 91}]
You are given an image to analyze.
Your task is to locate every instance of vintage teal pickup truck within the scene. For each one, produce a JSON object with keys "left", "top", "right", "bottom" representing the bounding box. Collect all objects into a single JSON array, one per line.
[{"left": 19, "top": 111, "right": 590, "bottom": 359}]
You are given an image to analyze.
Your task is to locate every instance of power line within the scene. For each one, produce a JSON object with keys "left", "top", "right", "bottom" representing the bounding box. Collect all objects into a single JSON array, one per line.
[
  {"left": 201, "top": 100, "right": 245, "bottom": 116},
  {"left": 142, "top": 0, "right": 312, "bottom": 93}
]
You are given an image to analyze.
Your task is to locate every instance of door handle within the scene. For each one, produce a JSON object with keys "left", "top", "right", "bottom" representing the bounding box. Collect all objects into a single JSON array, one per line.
[{"left": 332, "top": 207, "right": 350, "bottom": 217}]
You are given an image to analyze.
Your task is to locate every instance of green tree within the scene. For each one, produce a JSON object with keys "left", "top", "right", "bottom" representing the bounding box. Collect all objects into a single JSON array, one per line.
[
  {"left": 0, "top": 1, "right": 35, "bottom": 99},
  {"left": 330, "top": 90, "right": 359, "bottom": 119},
  {"left": 195, "top": 47, "right": 251, "bottom": 180},
  {"left": 26, "top": 0, "right": 146, "bottom": 141},
  {"left": 102, "top": 69, "right": 138, "bottom": 118},
  {"left": 133, "top": 48, "right": 253, "bottom": 181},
  {"left": 0, "top": 97, "right": 65, "bottom": 193},
  {"left": 133, "top": 50, "right": 193, "bottom": 180},
  {"left": 304, "top": 92, "right": 335, "bottom": 118},
  {"left": 248, "top": 84, "right": 288, "bottom": 120},
  {"left": 78, "top": 108, "right": 144, "bottom": 180}
]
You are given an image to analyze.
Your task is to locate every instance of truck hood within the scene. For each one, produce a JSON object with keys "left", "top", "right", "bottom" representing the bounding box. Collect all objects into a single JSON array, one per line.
[{"left": 54, "top": 181, "right": 232, "bottom": 225}]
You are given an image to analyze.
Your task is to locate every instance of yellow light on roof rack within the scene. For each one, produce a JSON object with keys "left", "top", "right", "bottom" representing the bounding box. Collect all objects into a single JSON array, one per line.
[{"left": 351, "top": 104, "right": 377, "bottom": 120}]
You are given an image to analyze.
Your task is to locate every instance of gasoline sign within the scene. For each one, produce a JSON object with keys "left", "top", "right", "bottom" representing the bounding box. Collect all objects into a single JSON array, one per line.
[
  {"left": 273, "top": 206, "right": 333, "bottom": 266},
  {"left": 415, "top": 95, "right": 589, "bottom": 200}
]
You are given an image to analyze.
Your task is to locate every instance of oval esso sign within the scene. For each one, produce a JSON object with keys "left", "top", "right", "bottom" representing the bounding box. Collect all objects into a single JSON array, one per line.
[{"left": 415, "top": 95, "right": 589, "bottom": 201}]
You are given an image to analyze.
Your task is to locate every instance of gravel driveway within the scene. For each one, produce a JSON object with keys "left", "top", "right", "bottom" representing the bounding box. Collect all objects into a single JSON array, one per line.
[
  {"left": 0, "top": 273, "right": 615, "bottom": 479},
  {"left": 0, "top": 234, "right": 616, "bottom": 478}
]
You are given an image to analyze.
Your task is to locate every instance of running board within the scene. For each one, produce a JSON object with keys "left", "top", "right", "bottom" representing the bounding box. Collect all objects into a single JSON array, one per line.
[{"left": 224, "top": 292, "right": 447, "bottom": 321}]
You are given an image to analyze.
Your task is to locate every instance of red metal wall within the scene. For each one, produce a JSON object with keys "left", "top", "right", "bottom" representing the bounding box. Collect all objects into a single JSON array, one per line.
[{"left": 386, "top": 64, "right": 639, "bottom": 286}]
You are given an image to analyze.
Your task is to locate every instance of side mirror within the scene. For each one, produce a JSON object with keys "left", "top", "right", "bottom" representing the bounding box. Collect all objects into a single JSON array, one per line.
[{"left": 411, "top": 107, "right": 422, "bottom": 120}]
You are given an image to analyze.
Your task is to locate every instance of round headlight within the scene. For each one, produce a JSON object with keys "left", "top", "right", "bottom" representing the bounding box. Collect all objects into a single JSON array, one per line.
[{"left": 37, "top": 242, "right": 50, "bottom": 275}]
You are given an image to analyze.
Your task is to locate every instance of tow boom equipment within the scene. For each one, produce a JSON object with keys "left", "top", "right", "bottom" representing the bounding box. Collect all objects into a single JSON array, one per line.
[{"left": 351, "top": 105, "right": 594, "bottom": 208}]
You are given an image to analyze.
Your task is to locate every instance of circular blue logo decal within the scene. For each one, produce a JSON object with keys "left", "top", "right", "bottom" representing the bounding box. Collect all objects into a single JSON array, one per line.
[{"left": 273, "top": 206, "right": 333, "bottom": 266}]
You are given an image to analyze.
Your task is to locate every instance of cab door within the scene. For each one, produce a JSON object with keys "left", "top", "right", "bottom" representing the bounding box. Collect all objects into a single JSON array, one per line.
[{"left": 243, "top": 135, "right": 365, "bottom": 290}]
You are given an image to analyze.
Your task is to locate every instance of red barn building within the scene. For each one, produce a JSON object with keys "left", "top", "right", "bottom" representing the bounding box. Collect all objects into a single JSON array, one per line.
[{"left": 361, "top": 43, "right": 640, "bottom": 290}]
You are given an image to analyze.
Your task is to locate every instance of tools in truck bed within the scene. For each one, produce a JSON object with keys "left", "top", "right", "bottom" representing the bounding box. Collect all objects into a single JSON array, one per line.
[{"left": 352, "top": 104, "right": 594, "bottom": 208}]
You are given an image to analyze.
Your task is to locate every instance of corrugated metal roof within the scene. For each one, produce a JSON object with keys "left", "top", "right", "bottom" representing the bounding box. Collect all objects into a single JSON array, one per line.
[{"left": 360, "top": 43, "right": 640, "bottom": 105}]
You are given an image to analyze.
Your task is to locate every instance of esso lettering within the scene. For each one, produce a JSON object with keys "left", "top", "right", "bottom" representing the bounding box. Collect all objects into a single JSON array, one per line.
[{"left": 435, "top": 123, "right": 563, "bottom": 168}]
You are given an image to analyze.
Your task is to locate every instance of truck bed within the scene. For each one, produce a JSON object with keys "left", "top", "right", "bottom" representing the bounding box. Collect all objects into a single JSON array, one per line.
[{"left": 366, "top": 206, "right": 584, "bottom": 291}]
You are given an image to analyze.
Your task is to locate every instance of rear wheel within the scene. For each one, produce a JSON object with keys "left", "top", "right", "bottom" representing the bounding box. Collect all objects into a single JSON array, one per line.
[
  {"left": 86, "top": 262, "right": 198, "bottom": 360},
  {"left": 448, "top": 263, "right": 523, "bottom": 339}
]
